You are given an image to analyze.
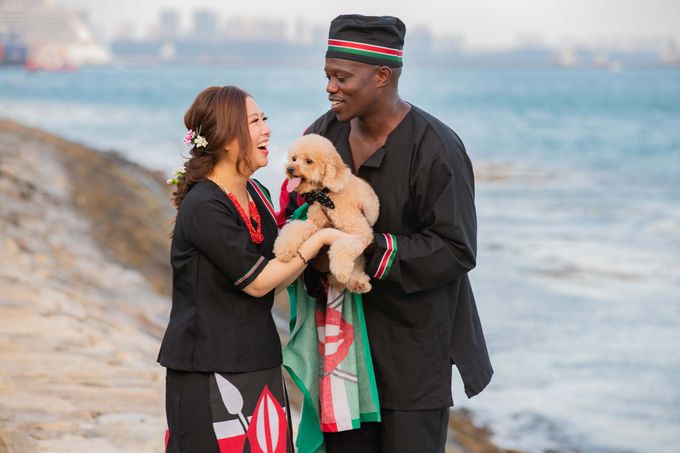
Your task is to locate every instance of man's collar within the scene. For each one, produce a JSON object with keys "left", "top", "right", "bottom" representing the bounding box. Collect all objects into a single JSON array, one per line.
[{"left": 360, "top": 147, "right": 385, "bottom": 168}]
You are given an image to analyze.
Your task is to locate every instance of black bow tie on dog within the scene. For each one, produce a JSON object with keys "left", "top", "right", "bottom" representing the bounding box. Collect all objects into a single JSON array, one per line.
[{"left": 302, "top": 188, "right": 335, "bottom": 209}]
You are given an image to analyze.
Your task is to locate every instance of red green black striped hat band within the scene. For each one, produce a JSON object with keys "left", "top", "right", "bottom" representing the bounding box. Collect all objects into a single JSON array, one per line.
[{"left": 327, "top": 39, "right": 403, "bottom": 64}]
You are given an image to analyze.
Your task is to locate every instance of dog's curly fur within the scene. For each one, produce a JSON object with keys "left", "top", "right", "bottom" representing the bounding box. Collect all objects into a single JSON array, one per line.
[{"left": 273, "top": 134, "right": 380, "bottom": 293}]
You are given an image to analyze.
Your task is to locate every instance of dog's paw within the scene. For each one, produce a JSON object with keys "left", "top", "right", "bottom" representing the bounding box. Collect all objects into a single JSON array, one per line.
[
  {"left": 345, "top": 273, "right": 371, "bottom": 294},
  {"left": 327, "top": 239, "right": 363, "bottom": 284},
  {"left": 273, "top": 237, "right": 298, "bottom": 262},
  {"left": 329, "top": 258, "right": 353, "bottom": 284}
]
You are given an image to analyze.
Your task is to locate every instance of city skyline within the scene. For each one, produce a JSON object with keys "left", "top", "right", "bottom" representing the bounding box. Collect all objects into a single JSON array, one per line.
[
  {"left": 57, "top": 0, "right": 680, "bottom": 51},
  {"left": 3, "top": 0, "right": 678, "bottom": 68}
]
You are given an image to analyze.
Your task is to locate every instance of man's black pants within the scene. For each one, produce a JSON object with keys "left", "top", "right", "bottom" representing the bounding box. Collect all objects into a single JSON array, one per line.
[{"left": 324, "top": 408, "right": 450, "bottom": 453}]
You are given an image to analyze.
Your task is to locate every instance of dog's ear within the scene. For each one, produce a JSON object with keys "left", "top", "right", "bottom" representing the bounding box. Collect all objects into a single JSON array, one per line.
[{"left": 324, "top": 150, "right": 349, "bottom": 192}]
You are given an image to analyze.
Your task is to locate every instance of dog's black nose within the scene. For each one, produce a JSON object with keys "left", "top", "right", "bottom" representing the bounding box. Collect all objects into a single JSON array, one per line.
[{"left": 286, "top": 167, "right": 295, "bottom": 175}]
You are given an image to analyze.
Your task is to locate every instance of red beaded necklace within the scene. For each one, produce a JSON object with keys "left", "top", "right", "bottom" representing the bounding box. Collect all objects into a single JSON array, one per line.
[{"left": 211, "top": 177, "right": 264, "bottom": 244}]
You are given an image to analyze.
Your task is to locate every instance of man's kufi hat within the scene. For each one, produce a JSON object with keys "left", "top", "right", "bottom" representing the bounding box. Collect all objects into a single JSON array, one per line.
[{"left": 326, "top": 14, "right": 406, "bottom": 68}]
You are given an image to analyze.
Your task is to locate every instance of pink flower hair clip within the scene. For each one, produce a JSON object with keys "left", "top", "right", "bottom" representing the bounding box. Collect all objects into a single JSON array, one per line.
[{"left": 183, "top": 128, "right": 208, "bottom": 148}]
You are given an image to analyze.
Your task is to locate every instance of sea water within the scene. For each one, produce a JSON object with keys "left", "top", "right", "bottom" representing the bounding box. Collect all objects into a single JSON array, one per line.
[{"left": 1, "top": 65, "right": 679, "bottom": 453}]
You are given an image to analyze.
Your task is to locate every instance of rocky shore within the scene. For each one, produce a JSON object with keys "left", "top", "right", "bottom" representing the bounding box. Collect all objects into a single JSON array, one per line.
[
  {"left": 0, "top": 118, "right": 518, "bottom": 453},
  {"left": 0, "top": 118, "right": 174, "bottom": 453}
]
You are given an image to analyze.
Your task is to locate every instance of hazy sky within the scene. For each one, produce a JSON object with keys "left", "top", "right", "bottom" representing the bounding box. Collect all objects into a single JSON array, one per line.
[{"left": 58, "top": 0, "right": 680, "bottom": 49}]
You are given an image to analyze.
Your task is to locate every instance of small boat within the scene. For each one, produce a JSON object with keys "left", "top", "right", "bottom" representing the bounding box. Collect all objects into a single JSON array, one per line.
[{"left": 23, "top": 44, "right": 77, "bottom": 72}]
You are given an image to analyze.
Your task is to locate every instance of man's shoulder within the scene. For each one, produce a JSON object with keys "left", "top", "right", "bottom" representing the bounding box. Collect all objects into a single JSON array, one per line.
[
  {"left": 410, "top": 105, "right": 465, "bottom": 154},
  {"left": 304, "top": 110, "right": 341, "bottom": 137},
  {"left": 407, "top": 105, "right": 469, "bottom": 175}
]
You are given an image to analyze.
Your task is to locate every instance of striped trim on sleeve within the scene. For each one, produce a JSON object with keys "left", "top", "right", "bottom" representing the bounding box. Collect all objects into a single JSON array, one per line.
[
  {"left": 234, "top": 256, "right": 266, "bottom": 287},
  {"left": 374, "top": 233, "right": 398, "bottom": 280}
]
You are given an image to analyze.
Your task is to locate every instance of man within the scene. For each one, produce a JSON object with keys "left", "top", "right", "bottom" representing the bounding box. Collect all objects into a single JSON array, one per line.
[{"left": 283, "top": 14, "right": 493, "bottom": 452}]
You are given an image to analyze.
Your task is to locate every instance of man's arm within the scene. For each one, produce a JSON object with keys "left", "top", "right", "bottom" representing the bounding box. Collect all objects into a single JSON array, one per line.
[{"left": 365, "top": 143, "right": 477, "bottom": 294}]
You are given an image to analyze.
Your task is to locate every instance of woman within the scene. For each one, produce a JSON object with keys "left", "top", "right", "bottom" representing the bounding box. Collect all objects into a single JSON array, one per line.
[{"left": 158, "top": 86, "right": 350, "bottom": 452}]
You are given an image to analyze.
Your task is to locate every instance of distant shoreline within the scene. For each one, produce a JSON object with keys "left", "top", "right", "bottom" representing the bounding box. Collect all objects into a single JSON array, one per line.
[{"left": 3, "top": 60, "right": 679, "bottom": 70}]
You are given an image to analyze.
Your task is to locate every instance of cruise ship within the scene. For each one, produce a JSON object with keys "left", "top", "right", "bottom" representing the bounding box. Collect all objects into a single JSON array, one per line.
[{"left": 0, "top": 0, "right": 111, "bottom": 70}]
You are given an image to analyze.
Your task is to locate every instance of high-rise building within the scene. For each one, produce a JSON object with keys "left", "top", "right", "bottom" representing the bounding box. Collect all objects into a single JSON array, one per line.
[
  {"left": 223, "top": 17, "right": 286, "bottom": 43},
  {"left": 192, "top": 9, "right": 218, "bottom": 42},
  {"left": 159, "top": 9, "right": 180, "bottom": 41}
]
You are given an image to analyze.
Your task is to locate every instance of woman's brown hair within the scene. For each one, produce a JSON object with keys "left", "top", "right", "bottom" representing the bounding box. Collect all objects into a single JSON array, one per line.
[{"left": 172, "top": 85, "right": 253, "bottom": 208}]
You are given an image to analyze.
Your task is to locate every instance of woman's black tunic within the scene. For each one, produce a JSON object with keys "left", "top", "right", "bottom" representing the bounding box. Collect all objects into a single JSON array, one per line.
[{"left": 158, "top": 179, "right": 280, "bottom": 373}]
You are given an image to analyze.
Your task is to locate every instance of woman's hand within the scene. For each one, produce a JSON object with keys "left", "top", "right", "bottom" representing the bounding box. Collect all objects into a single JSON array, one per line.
[
  {"left": 315, "top": 227, "right": 358, "bottom": 245},
  {"left": 298, "top": 228, "right": 360, "bottom": 264}
]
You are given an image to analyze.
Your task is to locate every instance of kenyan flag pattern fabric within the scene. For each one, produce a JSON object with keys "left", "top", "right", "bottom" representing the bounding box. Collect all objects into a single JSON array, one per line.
[
  {"left": 282, "top": 202, "right": 381, "bottom": 452},
  {"left": 209, "top": 367, "right": 294, "bottom": 453}
]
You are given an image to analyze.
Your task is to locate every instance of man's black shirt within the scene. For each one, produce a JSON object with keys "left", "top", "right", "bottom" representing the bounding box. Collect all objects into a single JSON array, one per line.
[{"left": 296, "top": 105, "right": 493, "bottom": 409}]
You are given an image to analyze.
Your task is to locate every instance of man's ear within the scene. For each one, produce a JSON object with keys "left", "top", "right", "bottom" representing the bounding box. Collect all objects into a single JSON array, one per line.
[
  {"left": 374, "top": 66, "right": 392, "bottom": 88},
  {"left": 324, "top": 151, "right": 349, "bottom": 192}
]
